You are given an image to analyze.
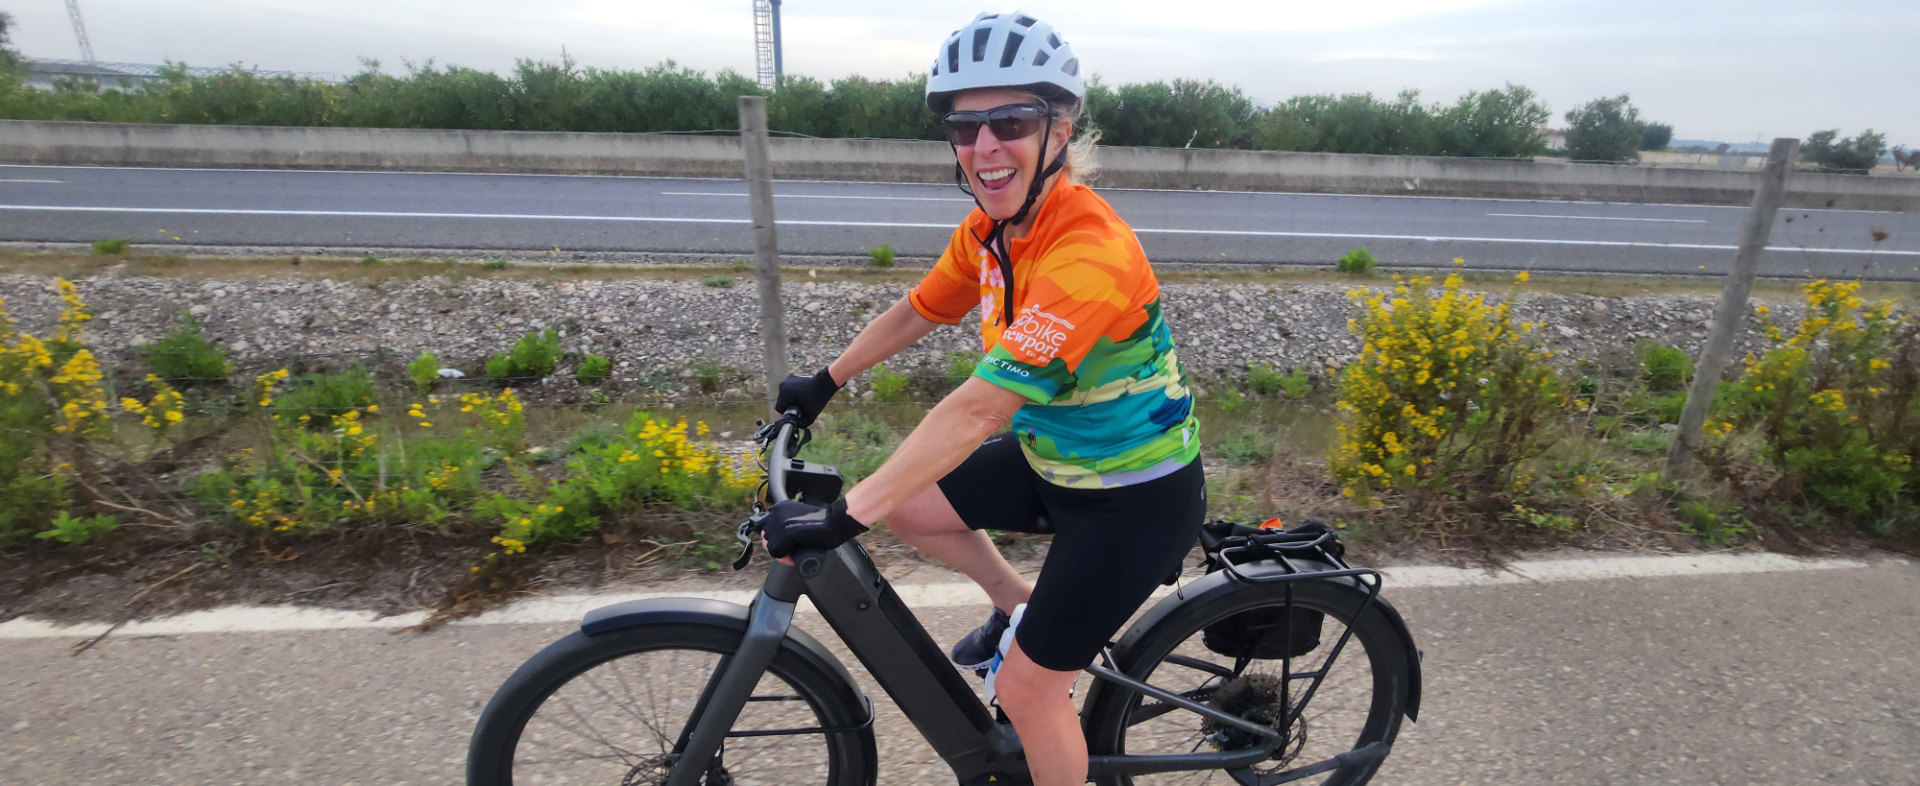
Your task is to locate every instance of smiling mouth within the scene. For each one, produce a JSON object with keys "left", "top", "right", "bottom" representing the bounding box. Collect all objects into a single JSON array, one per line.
[{"left": 977, "top": 168, "right": 1017, "bottom": 192}]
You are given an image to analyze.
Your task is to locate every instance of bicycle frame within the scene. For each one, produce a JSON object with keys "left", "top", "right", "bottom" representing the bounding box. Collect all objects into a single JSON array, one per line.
[{"left": 654, "top": 419, "right": 1395, "bottom": 786}]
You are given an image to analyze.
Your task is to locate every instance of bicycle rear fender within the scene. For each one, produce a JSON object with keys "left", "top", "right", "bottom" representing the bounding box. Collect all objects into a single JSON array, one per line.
[
  {"left": 1093, "top": 562, "right": 1422, "bottom": 723},
  {"left": 580, "top": 596, "right": 864, "bottom": 704}
]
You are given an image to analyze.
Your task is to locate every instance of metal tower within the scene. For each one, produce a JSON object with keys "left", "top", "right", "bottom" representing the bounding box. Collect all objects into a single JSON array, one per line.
[
  {"left": 752, "top": 0, "right": 783, "bottom": 90},
  {"left": 65, "top": 0, "right": 96, "bottom": 62}
]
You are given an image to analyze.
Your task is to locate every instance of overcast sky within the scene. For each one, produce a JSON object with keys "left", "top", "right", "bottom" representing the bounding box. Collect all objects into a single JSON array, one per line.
[{"left": 7, "top": 0, "right": 1916, "bottom": 145}]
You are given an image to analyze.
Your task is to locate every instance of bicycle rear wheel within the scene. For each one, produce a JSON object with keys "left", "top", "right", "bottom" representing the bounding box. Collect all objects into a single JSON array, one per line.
[
  {"left": 1085, "top": 578, "right": 1413, "bottom": 786},
  {"left": 467, "top": 622, "right": 877, "bottom": 786}
]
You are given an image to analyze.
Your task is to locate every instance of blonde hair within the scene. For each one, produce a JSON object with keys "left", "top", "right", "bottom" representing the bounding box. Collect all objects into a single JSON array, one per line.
[{"left": 1049, "top": 96, "right": 1102, "bottom": 185}]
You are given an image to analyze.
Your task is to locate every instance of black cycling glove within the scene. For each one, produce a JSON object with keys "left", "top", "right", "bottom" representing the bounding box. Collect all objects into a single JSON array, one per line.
[
  {"left": 775, "top": 366, "right": 842, "bottom": 427},
  {"left": 763, "top": 498, "right": 867, "bottom": 558}
]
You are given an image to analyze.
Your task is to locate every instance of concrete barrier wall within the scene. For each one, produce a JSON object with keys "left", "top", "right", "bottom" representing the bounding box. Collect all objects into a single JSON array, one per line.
[{"left": 3, "top": 119, "right": 1915, "bottom": 211}]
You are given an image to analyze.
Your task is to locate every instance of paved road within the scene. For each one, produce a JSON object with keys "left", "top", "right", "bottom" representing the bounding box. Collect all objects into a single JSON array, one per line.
[
  {"left": 2, "top": 554, "right": 1915, "bottom": 785},
  {"left": 4, "top": 165, "right": 1919, "bottom": 280}
]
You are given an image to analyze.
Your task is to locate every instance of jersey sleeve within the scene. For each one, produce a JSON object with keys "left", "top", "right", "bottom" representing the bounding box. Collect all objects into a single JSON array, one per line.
[
  {"left": 908, "top": 225, "right": 980, "bottom": 325},
  {"left": 975, "top": 241, "right": 1141, "bottom": 403}
]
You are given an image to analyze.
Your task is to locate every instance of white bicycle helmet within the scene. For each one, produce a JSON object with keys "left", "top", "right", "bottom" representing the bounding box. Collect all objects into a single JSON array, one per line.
[{"left": 926, "top": 10, "right": 1084, "bottom": 113}]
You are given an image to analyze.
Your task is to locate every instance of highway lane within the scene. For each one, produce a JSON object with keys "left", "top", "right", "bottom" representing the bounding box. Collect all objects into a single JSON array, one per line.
[{"left": 3, "top": 164, "right": 1918, "bottom": 279}]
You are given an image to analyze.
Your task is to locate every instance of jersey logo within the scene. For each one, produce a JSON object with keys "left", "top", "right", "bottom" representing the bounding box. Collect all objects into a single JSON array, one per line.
[{"left": 1003, "top": 306, "right": 1075, "bottom": 363}]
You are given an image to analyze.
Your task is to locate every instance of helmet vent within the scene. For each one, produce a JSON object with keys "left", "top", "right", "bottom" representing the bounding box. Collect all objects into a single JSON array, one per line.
[
  {"left": 1060, "top": 58, "right": 1079, "bottom": 77},
  {"left": 1000, "top": 32, "right": 1026, "bottom": 68},
  {"left": 1032, "top": 49, "right": 1050, "bottom": 67},
  {"left": 1047, "top": 33, "right": 1062, "bottom": 49},
  {"left": 947, "top": 41, "right": 961, "bottom": 74},
  {"left": 1015, "top": 15, "right": 1037, "bottom": 27},
  {"left": 972, "top": 28, "right": 992, "bottom": 61}
]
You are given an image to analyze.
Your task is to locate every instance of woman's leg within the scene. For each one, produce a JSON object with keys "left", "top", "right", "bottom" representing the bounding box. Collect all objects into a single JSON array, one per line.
[
  {"left": 993, "top": 640, "right": 1086, "bottom": 786},
  {"left": 884, "top": 482, "right": 1033, "bottom": 614}
]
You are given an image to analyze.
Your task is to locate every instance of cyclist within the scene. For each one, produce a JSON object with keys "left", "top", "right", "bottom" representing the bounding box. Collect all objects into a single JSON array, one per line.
[{"left": 761, "top": 10, "right": 1205, "bottom": 785}]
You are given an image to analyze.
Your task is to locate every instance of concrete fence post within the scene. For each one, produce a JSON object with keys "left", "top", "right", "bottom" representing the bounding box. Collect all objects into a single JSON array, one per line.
[
  {"left": 739, "top": 96, "right": 789, "bottom": 410},
  {"left": 1666, "top": 137, "right": 1799, "bottom": 477}
]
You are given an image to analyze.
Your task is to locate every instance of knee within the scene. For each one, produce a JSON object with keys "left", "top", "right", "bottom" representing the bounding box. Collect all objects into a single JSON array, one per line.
[
  {"left": 994, "top": 649, "right": 1075, "bottom": 717},
  {"left": 884, "top": 486, "right": 965, "bottom": 539}
]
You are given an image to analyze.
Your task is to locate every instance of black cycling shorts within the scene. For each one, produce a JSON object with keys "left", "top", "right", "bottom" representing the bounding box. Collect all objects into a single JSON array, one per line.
[{"left": 935, "top": 433, "right": 1207, "bottom": 672}]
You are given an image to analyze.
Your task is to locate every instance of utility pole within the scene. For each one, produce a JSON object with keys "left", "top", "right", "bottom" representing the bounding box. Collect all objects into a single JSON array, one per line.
[
  {"left": 752, "top": 0, "right": 785, "bottom": 91},
  {"left": 65, "top": 0, "right": 97, "bottom": 62},
  {"left": 739, "top": 96, "right": 789, "bottom": 408},
  {"left": 1666, "top": 137, "right": 1799, "bottom": 476}
]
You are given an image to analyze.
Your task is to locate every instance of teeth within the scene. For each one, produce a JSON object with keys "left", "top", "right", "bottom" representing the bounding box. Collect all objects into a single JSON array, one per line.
[{"left": 979, "top": 168, "right": 1016, "bottom": 183}]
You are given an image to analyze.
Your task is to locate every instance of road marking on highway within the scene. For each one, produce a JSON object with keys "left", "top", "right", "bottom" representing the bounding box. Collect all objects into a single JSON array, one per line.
[
  {"left": 663, "top": 191, "right": 973, "bottom": 203},
  {"left": 0, "top": 179, "right": 63, "bottom": 184},
  {"left": 2, "top": 164, "right": 1908, "bottom": 216},
  {"left": 1488, "top": 213, "right": 1708, "bottom": 224},
  {"left": 1, "top": 204, "right": 1910, "bottom": 256},
  {"left": 0, "top": 553, "right": 1878, "bottom": 640}
]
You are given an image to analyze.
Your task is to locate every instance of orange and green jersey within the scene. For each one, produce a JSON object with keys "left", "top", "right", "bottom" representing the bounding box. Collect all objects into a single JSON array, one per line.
[{"left": 909, "top": 183, "right": 1199, "bottom": 489}]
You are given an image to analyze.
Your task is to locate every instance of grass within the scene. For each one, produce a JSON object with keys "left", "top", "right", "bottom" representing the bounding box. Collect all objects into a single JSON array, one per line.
[{"left": 5, "top": 248, "right": 1913, "bottom": 305}]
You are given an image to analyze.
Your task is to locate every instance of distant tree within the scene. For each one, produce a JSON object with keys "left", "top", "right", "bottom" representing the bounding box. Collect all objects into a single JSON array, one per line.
[
  {"left": 1563, "top": 95, "right": 1645, "bottom": 162},
  {"left": 1893, "top": 146, "right": 1918, "bottom": 172},
  {"left": 1801, "top": 129, "right": 1888, "bottom": 174},
  {"left": 1434, "top": 83, "right": 1550, "bottom": 158},
  {"left": 1639, "top": 122, "right": 1673, "bottom": 151}
]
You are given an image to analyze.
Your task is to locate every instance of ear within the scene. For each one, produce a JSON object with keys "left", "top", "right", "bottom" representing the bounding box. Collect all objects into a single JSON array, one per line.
[{"left": 1049, "top": 118, "right": 1074, "bottom": 158}]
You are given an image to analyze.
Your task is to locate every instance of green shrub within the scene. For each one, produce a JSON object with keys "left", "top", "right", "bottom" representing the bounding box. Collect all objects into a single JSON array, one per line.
[
  {"left": 1213, "top": 385, "right": 1245, "bottom": 412},
  {"left": 575, "top": 353, "right": 613, "bottom": 385},
  {"left": 1247, "top": 364, "right": 1308, "bottom": 398},
  {"left": 486, "top": 328, "right": 562, "bottom": 383},
  {"left": 407, "top": 352, "right": 439, "bottom": 394},
  {"left": 273, "top": 367, "right": 377, "bottom": 426},
  {"left": 806, "top": 409, "right": 903, "bottom": 483},
  {"left": 870, "top": 363, "right": 910, "bottom": 402},
  {"left": 139, "top": 314, "right": 230, "bottom": 384},
  {"left": 1332, "top": 269, "right": 1564, "bottom": 507},
  {"left": 91, "top": 238, "right": 130, "bottom": 255},
  {"left": 1710, "top": 281, "right": 1917, "bottom": 523},
  {"left": 482, "top": 259, "right": 509, "bottom": 270},
  {"left": 0, "top": 280, "right": 111, "bottom": 548},
  {"left": 359, "top": 254, "right": 382, "bottom": 266},
  {"left": 702, "top": 276, "right": 736, "bottom": 288},
  {"left": 1638, "top": 342, "right": 1693, "bottom": 392},
  {"left": 869, "top": 242, "right": 897, "bottom": 268},
  {"left": 1213, "top": 428, "right": 1274, "bottom": 466},
  {"left": 35, "top": 511, "right": 118, "bottom": 545},
  {"left": 1336, "top": 247, "right": 1377, "bottom": 275},
  {"left": 692, "top": 359, "right": 723, "bottom": 393},
  {"left": 943, "top": 351, "right": 980, "bottom": 391},
  {"left": 480, "top": 412, "right": 756, "bottom": 551}
]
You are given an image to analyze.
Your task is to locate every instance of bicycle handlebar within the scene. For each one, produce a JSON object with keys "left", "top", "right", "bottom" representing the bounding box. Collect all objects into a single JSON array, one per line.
[{"left": 732, "top": 408, "right": 806, "bottom": 569}]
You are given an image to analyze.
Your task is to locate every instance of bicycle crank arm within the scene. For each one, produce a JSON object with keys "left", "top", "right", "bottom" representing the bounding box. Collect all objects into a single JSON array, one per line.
[{"left": 665, "top": 578, "right": 800, "bottom": 785}]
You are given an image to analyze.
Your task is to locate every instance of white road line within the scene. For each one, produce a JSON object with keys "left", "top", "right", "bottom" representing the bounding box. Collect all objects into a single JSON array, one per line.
[
  {"left": 2, "top": 204, "right": 1909, "bottom": 256},
  {"left": 663, "top": 191, "right": 972, "bottom": 203},
  {"left": 6, "top": 163, "right": 1905, "bottom": 215},
  {"left": 0, "top": 553, "right": 1876, "bottom": 640},
  {"left": 1488, "top": 213, "right": 1707, "bottom": 224},
  {"left": 1130, "top": 226, "right": 1920, "bottom": 256},
  {"left": 0, "top": 179, "right": 64, "bottom": 184}
]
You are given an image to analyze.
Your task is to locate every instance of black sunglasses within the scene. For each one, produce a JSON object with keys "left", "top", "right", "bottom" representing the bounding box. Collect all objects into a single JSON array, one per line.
[{"left": 941, "top": 103, "right": 1054, "bottom": 146}]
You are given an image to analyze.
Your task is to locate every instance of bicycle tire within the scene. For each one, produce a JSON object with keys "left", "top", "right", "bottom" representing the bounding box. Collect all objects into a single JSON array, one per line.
[
  {"left": 467, "top": 622, "right": 878, "bottom": 786},
  {"left": 1084, "top": 577, "right": 1413, "bottom": 786}
]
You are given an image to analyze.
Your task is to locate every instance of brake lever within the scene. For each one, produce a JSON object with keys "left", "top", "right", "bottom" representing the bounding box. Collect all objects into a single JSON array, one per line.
[{"left": 732, "top": 508, "right": 770, "bottom": 570}]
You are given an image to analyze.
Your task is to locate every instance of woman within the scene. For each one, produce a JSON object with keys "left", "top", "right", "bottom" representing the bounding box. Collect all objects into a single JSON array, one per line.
[{"left": 760, "top": 11, "right": 1205, "bottom": 785}]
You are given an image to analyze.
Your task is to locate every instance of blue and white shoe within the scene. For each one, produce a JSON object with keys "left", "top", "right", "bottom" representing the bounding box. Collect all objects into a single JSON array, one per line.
[{"left": 950, "top": 605, "right": 1013, "bottom": 669}]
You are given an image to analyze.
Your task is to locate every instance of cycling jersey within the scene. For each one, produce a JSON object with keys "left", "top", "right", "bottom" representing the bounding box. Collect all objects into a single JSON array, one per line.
[{"left": 909, "top": 183, "right": 1199, "bottom": 489}]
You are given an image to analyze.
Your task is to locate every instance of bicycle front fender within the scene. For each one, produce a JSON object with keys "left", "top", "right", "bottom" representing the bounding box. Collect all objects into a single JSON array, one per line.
[{"left": 581, "top": 596, "right": 863, "bottom": 706}]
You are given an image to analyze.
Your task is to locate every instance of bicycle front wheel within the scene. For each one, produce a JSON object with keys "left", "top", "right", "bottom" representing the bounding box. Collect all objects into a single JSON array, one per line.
[
  {"left": 467, "top": 622, "right": 877, "bottom": 786},
  {"left": 1085, "top": 577, "right": 1413, "bottom": 786}
]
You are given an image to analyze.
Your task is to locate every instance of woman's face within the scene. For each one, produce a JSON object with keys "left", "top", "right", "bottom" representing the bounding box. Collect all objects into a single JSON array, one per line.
[{"left": 949, "top": 88, "right": 1072, "bottom": 223}]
